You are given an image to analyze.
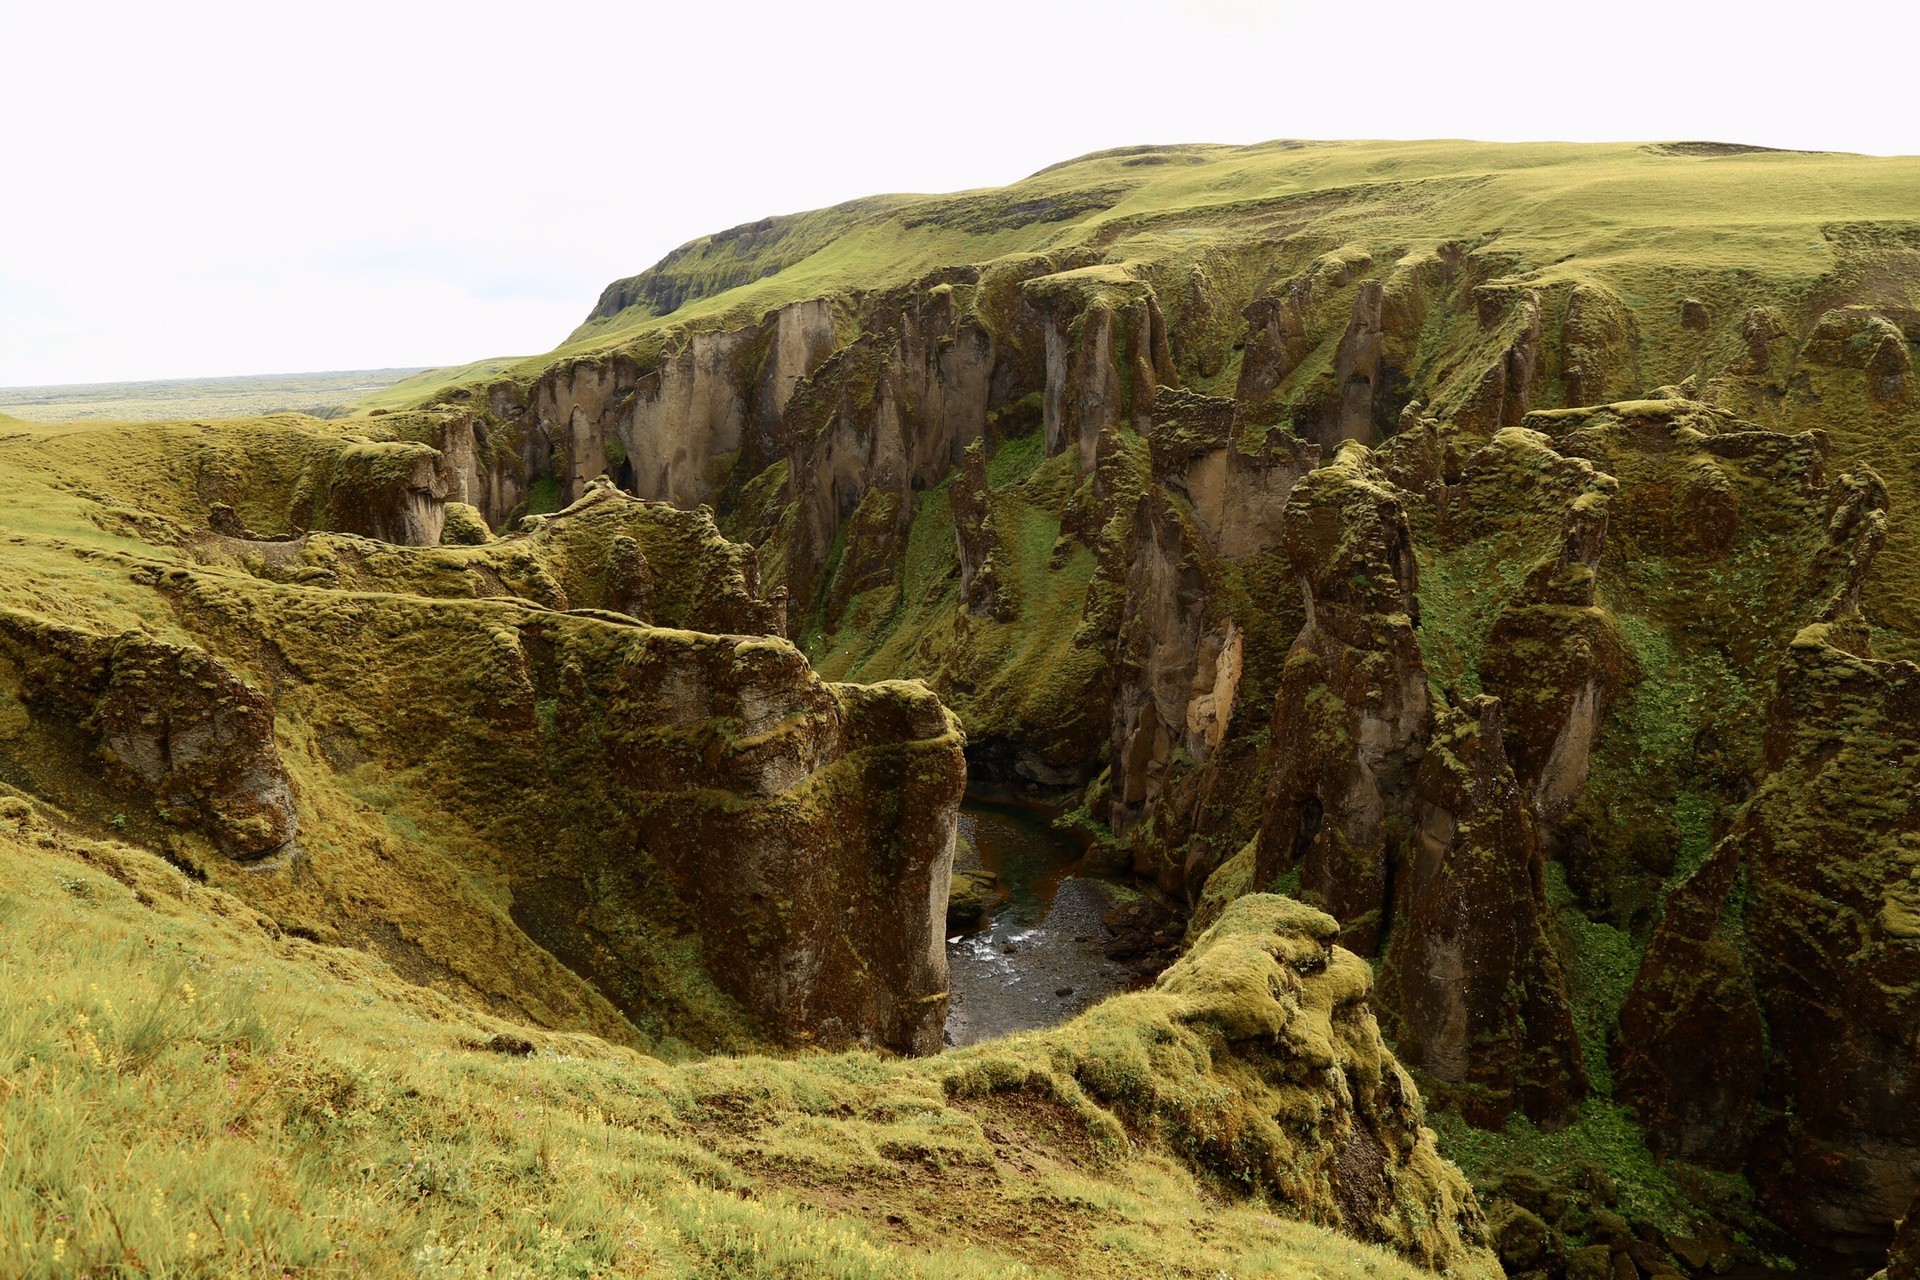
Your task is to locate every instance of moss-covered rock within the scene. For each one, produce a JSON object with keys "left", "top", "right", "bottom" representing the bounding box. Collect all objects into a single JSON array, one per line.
[
  {"left": 1380, "top": 697, "right": 1586, "bottom": 1129},
  {"left": 1618, "top": 615, "right": 1920, "bottom": 1254},
  {"left": 0, "top": 609, "right": 298, "bottom": 861},
  {"left": 1253, "top": 442, "right": 1429, "bottom": 953}
]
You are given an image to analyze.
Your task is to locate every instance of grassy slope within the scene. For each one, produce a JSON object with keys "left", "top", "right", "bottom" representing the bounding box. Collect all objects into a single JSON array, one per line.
[
  {"left": 375, "top": 139, "right": 1919, "bottom": 390},
  {"left": 0, "top": 805, "right": 1468, "bottom": 1280}
]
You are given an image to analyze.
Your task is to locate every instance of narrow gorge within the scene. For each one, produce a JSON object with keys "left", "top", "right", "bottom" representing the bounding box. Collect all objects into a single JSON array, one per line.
[{"left": 4, "top": 138, "right": 1918, "bottom": 1279}]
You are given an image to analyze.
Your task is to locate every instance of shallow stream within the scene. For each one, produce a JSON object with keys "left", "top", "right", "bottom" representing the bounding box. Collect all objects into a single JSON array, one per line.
[{"left": 943, "top": 800, "right": 1132, "bottom": 1048}]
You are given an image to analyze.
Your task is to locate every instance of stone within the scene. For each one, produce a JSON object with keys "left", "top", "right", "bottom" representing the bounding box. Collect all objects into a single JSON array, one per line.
[
  {"left": 1379, "top": 697, "right": 1587, "bottom": 1128},
  {"left": 947, "top": 869, "right": 999, "bottom": 930},
  {"left": 1254, "top": 443, "right": 1428, "bottom": 953},
  {"left": 0, "top": 611, "right": 299, "bottom": 861}
]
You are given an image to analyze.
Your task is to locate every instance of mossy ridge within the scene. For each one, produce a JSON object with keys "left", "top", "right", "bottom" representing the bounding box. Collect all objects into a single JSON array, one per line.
[{"left": 0, "top": 804, "right": 1502, "bottom": 1280}]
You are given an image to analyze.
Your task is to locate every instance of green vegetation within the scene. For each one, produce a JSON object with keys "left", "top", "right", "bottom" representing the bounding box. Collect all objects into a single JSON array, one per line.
[
  {"left": 0, "top": 811, "right": 1490, "bottom": 1279},
  {"left": 0, "top": 369, "right": 427, "bottom": 423}
]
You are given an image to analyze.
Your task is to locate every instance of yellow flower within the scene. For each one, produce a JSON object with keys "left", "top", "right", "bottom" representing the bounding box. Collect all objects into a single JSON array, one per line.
[
  {"left": 181, "top": 980, "right": 198, "bottom": 1006},
  {"left": 52, "top": 1238, "right": 66, "bottom": 1261}
]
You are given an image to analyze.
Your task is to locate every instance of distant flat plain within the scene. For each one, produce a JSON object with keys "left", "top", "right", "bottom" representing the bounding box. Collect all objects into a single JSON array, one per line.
[{"left": 0, "top": 368, "right": 429, "bottom": 423}]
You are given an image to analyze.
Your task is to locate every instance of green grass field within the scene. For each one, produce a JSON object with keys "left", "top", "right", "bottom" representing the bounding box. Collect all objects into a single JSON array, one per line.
[{"left": 0, "top": 369, "right": 428, "bottom": 423}]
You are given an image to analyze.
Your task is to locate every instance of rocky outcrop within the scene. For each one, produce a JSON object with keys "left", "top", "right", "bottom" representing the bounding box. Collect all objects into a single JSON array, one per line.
[
  {"left": 204, "top": 484, "right": 784, "bottom": 638},
  {"left": 952, "top": 437, "right": 1015, "bottom": 621},
  {"left": 171, "top": 563, "right": 963, "bottom": 1054},
  {"left": 781, "top": 282, "right": 1011, "bottom": 612},
  {"left": 1041, "top": 300, "right": 1123, "bottom": 471},
  {"left": 1801, "top": 307, "right": 1914, "bottom": 407},
  {"left": 1558, "top": 282, "right": 1636, "bottom": 408},
  {"left": 1618, "top": 615, "right": 1920, "bottom": 1254},
  {"left": 0, "top": 610, "right": 298, "bottom": 861},
  {"left": 1149, "top": 389, "right": 1321, "bottom": 559},
  {"left": 1254, "top": 443, "right": 1428, "bottom": 952},
  {"left": 1380, "top": 697, "right": 1586, "bottom": 1128},
  {"left": 1331, "top": 280, "right": 1386, "bottom": 446},
  {"left": 1000, "top": 893, "right": 1499, "bottom": 1279},
  {"left": 1451, "top": 293, "right": 1543, "bottom": 433},
  {"left": 1107, "top": 490, "right": 1225, "bottom": 838},
  {"left": 1236, "top": 247, "right": 1373, "bottom": 412},
  {"left": 1480, "top": 482, "right": 1629, "bottom": 837}
]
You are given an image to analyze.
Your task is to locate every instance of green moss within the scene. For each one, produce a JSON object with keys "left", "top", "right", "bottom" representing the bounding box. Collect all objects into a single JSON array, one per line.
[{"left": 524, "top": 473, "right": 561, "bottom": 518}]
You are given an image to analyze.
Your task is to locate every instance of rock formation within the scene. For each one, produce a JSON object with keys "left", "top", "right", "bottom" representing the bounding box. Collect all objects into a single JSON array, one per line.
[
  {"left": 25, "top": 139, "right": 1920, "bottom": 1271},
  {"left": 1379, "top": 697, "right": 1586, "bottom": 1129},
  {"left": 0, "top": 610, "right": 299, "bottom": 861},
  {"left": 1055, "top": 893, "right": 1498, "bottom": 1276},
  {"left": 1254, "top": 443, "right": 1428, "bottom": 953},
  {"left": 1618, "top": 614, "right": 1920, "bottom": 1254}
]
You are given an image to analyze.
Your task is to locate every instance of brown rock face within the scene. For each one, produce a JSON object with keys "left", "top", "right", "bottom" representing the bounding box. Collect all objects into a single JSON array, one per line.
[
  {"left": 0, "top": 610, "right": 298, "bottom": 860},
  {"left": 321, "top": 443, "right": 448, "bottom": 546},
  {"left": 1149, "top": 388, "right": 1320, "bottom": 560},
  {"left": 1330, "top": 280, "right": 1386, "bottom": 447},
  {"left": 1107, "top": 487, "right": 1231, "bottom": 839},
  {"left": 1380, "top": 697, "right": 1586, "bottom": 1128},
  {"left": 1254, "top": 443, "right": 1429, "bottom": 952},
  {"left": 1041, "top": 301, "right": 1124, "bottom": 472},
  {"left": 1618, "top": 616, "right": 1920, "bottom": 1253},
  {"left": 174, "top": 565, "right": 965, "bottom": 1054},
  {"left": 1480, "top": 485, "right": 1630, "bottom": 836},
  {"left": 952, "top": 437, "right": 1015, "bottom": 621},
  {"left": 1236, "top": 248, "right": 1372, "bottom": 412},
  {"left": 1613, "top": 835, "right": 1767, "bottom": 1167}
]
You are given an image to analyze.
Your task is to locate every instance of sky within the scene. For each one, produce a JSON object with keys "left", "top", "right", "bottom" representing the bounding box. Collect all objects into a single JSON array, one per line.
[{"left": 3, "top": 0, "right": 1917, "bottom": 388}]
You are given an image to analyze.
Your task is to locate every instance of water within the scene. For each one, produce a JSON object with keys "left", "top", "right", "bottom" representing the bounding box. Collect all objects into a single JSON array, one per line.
[{"left": 944, "top": 801, "right": 1132, "bottom": 1048}]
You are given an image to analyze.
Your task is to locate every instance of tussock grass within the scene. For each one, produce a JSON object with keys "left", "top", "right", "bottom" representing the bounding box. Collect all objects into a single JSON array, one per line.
[{"left": 0, "top": 802, "right": 1482, "bottom": 1279}]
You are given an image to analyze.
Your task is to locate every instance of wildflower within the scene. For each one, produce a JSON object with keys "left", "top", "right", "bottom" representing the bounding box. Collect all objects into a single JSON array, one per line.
[
  {"left": 181, "top": 980, "right": 198, "bottom": 1006},
  {"left": 52, "top": 1238, "right": 66, "bottom": 1261}
]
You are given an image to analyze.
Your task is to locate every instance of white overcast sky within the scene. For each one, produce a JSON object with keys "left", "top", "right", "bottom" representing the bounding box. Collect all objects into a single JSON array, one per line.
[{"left": 3, "top": 0, "right": 1916, "bottom": 387}]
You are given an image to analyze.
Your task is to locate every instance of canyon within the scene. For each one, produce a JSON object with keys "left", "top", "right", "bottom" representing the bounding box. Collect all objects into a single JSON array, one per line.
[{"left": 4, "top": 138, "right": 1919, "bottom": 1278}]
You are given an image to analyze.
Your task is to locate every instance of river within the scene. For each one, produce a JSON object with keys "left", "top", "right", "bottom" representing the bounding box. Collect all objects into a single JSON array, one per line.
[{"left": 943, "top": 800, "right": 1134, "bottom": 1048}]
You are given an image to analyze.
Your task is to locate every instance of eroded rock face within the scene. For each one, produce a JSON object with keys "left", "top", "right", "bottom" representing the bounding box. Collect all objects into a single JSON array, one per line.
[
  {"left": 0, "top": 610, "right": 298, "bottom": 860},
  {"left": 1255, "top": 443, "right": 1429, "bottom": 952},
  {"left": 318, "top": 442, "right": 448, "bottom": 546},
  {"left": 1452, "top": 293, "right": 1543, "bottom": 433},
  {"left": 1619, "top": 616, "right": 1920, "bottom": 1253},
  {"left": 1108, "top": 489, "right": 1224, "bottom": 838},
  {"left": 173, "top": 571, "right": 961, "bottom": 1054},
  {"left": 200, "top": 485, "right": 785, "bottom": 638},
  {"left": 1480, "top": 480, "right": 1629, "bottom": 837},
  {"left": 952, "top": 437, "right": 1015, "bottom": 621},
  {"left": 1380, "top": 697, "right": 1586, "bottom": 1128},
  {"left": 1149, "top": 388, "right": 1320, "bottom": 560}
]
